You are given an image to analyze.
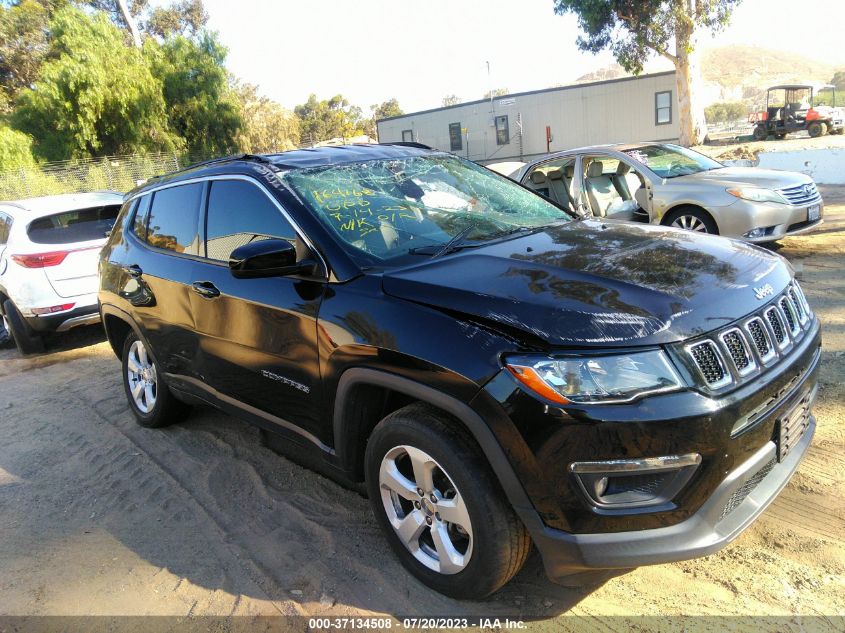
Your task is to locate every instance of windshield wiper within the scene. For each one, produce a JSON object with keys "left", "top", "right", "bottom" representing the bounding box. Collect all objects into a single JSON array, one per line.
[{"left": 429, "top": 223, "right": 478, "bottom": 259}]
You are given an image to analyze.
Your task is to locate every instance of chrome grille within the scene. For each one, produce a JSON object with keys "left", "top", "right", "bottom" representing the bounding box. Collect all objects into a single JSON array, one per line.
[
  {"left": 720, "top": 329, "right": 753, "bottom": 373},
  {"left": 746, "top": 318, "right": 772, "bottom": 361},
  {"left": 779, "top": 297, "right": 799, "bottom": 335},
  {"left": 778, "top": 182, "right": 821, "bottom": 206},
  {"left": 789, "top": 288, "right": 806, "bottom": 323},
  {"left": 684, "top": 281, "right": 814, "bottom": 390},
  {"left": 766, "top": 307, "right": 785, "bottom": 344},
  {"left": 688, "top": 341, "right": 727, "bottom": 386}
]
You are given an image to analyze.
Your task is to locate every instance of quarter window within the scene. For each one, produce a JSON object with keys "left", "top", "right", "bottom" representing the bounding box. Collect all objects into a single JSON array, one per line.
[
  {"left": 131, "top": 196, "right": 151, "bottom": 242},
  {"left": 204, "top": 180, "right": 296, "bottom": 262},
  {"left": 495, "top": 115, "right": 509, "bottom": 145},
  {"left": 146, "top": 183, "right": 202, "bottom": 255},
  {"left": 655, "top": 91, "right": 672, "bottom": 125},
  {"left": 0, "top": 212, "right": 11, "bottom": 245},
  {"left": 449, "top": 123, "right": 462, "bottom": 152}
]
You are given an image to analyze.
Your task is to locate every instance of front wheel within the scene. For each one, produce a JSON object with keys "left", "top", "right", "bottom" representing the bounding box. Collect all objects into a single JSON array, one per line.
[
  {"left": 753, "top": 125, "right": 769, "bottom": 141},
  {"left": 122, "top": 332, "right": 191, "bottom": 428},
  {"left": 365, "top": 403, "right": 531, "bottom": 599},
  {"left": 808, "top": 121, "right": 827, "bottom": 138},
  {"left": 663, "top": 207, "right": 718, "bottom": 235}
]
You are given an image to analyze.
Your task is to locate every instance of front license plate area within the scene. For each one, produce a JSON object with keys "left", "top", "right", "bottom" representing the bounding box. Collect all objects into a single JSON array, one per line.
[
  {"left": 778, "top": 394, "right": 811, "bottom": 461},
  {"left": 808, "top": 204, "right": 821, "bottom": 222}
]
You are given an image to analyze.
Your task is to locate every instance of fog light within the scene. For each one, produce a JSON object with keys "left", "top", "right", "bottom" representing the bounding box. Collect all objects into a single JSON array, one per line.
[
  {"left": 743, "top": 227, "right": 771, "bottom": 239},
  {"left": 570, "top": 454, "right": 701, "bottom": 513}
]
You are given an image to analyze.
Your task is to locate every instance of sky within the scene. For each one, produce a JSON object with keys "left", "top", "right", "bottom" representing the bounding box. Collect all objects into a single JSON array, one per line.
[{"left": 199, "top": 0, "right": 845, "bottom": 115}]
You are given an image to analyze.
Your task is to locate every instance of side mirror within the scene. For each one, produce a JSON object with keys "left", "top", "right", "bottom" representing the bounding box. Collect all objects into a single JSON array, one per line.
[{"left": 228, "top": 239, "right": 316, "bottom": 279}]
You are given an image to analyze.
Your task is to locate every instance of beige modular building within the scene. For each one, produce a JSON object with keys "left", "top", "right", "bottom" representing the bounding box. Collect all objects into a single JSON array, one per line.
[{"left": 376, "top": 71, "right": 680, "bottom": 164}]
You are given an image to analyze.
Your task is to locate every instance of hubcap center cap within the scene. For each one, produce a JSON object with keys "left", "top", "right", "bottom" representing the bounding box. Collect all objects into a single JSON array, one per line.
[{"left": 421, "top": 497, "right": 436, "bottom": 516}]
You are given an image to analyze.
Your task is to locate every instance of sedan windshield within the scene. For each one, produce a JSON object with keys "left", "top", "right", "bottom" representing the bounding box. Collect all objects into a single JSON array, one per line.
[
  {"left": 622, "top": 144, "right": 723, "bottom": 179},
  {"left": 283, "top": 154, "right": 571, "bottom": 265}
]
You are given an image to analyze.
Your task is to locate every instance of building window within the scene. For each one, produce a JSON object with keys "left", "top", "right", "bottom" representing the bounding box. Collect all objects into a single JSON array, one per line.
[
  {"left": 495, "top": 115, "right": 509, "bottom": 145},
  {"left": 655, "top": 91, "right": 672, "bottom": 125},
  {"left": 401, "top": 129, "right": 414, "bottom": 142},
  {"left": 449, "top": 123, "right": 462, "bottom": 151}
]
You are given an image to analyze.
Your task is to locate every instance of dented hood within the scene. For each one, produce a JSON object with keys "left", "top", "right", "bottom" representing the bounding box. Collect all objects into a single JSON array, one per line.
[{"left": 382, "top": 220, "right": 793, "bottom": 347}]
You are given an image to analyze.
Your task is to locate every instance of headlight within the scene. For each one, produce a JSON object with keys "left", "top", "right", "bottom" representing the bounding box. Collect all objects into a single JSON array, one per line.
[
  {"left": 505, "top": 350, "right": 684, "bottom": 405},
  {"left": 726, "top": 187, "right": 786, "bottom": 204}
]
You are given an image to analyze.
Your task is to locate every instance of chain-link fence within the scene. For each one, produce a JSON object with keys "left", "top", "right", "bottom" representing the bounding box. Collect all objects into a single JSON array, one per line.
[{"left": 0, "top": 152, "right": 212, "bottom": 201}]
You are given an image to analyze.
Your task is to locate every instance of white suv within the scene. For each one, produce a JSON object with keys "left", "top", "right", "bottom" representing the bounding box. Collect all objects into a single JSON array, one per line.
[{"left": 0, "top": 192, "right": 124, "bottom": 354}]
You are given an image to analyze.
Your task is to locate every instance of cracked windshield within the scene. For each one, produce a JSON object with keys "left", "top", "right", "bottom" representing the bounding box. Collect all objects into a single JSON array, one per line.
[
  {"left": 624, "top": 144, "right": 724, "bottom": 178},
  {"left": 283, "top": 155, "right": 571, "bottom": 265}
]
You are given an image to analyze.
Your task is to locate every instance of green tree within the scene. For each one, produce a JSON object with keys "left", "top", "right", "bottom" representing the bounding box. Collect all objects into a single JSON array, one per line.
[
  {"left": 704, "top": 101, "right": 745, "bottom": 124},
  {"left": 552, "top": 0, "right": 742, "bottom": 146},
  {"left": 0, "top": 0, "right": 56, "bottom": 108},
  {"left": 442, "top": 94, "right": 462, "bottom": 107},
  {"left": 483, "top": 87, "right": 509, "bottom": 99},
  {"left": 234, "top": 80, "right": 300, "bottom": 153},
  {"left": 146, "top": 33, "right": 242, "bottom": 157},
  {"left": 294, "top": 94, "right": 365, "bottom": 145},
  {"left": 365, "top": 98, "right": 403, "bottom": 139},
  {"left": 0, "top": 124, "right": 37, "bottom": 170},
  {"left": 79, "top": 0, "right": 208, "bottom": 43},
  {"left": 830, "top": 71, "right": 845, "bottom": 92},
  {"left": 11, "top": 6, "right": 179, "bottom": 160}
]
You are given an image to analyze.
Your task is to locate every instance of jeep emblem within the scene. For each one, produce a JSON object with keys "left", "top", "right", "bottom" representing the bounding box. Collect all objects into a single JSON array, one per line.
[{"left": 754, "top": 283, "right": 774, "bottom": 300}]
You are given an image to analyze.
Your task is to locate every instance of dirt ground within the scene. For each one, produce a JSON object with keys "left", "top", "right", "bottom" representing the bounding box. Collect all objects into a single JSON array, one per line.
[
  {"left": 1, "top": 191, "right": 843, "bottom": 628},
  {"left": 694, "top": 133, "right": 845, "bottom": 161}
]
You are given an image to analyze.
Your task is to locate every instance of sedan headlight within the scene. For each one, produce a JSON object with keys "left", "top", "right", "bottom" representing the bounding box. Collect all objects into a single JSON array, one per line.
[
  {"left": 505, "top": 350, "right": 684, "bottom": 405},
  {"left": 726, "top": 187, "right": 787, "bottom": 204}
]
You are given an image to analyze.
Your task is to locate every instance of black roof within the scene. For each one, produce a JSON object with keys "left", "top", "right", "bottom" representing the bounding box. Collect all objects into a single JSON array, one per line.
[{"left": 129, "top": 143, "right": 438, "bottom": 197}]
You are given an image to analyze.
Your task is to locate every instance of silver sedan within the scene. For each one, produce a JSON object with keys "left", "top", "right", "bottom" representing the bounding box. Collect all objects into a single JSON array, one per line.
[{"left": 488, "top": 143, "right": 824, "bottom": 242}]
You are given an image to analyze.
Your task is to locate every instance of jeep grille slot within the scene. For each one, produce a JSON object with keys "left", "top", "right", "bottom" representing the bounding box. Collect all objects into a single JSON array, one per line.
[
  {"left": 722, "top": 330, "right": 751, "bottom": 371},
  {"left": 766, "top": 307, "right": 786, "bottom": 344},
  {"left": 746, "top": 318, "right": 771, "bottom": 359},
  {"left": 681, "top": 282, "right": 814, "bottom": 391},
  {"left": 689, "top": 341, "right": 726, "bottom": 385},
  {"left": 720, "top": 458, "right": 776, "bottom": 520}
]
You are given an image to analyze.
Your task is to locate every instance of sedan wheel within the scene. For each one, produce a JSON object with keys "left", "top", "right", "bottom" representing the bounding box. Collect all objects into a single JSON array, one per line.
[
  {"left": 378, "top": 444, "right": 473, "bottom": 575},
  {"left": 671, "top": 214, "right": 710, "bottom": 232}
]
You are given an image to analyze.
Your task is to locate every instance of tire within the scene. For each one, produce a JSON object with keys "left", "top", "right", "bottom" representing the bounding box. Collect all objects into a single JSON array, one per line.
[
  {"left": 121, "top": 331, "right": 190, "bottom": 428},
  {"left": 662, "top": 206, "right": 719, "bottom": 235},
  {"left": 753, "top": 125, "right": 769, "bottom": 141},
  {"left": 365, "top": 403, "right": 531, "bottom": 599},
  {"left": 808, "top": 121, "right": 826, "bottom": 138},
  {"left": 0, "top": 312, "right": 13, "bottom": 349},
  {"left": 775, "top": 133, "right": 787, "bottom": 140},
  {"left": 2, "top": 299, "right": 44, "bottom": 355}
]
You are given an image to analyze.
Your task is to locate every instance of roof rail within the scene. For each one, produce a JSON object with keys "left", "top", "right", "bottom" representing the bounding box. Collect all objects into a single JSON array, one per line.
[
  {"left": 145, "top": 153, "right": 276, "bottom": 184},
  {"left": 378, "top": 141, "right": 434, "bottom": 150}
]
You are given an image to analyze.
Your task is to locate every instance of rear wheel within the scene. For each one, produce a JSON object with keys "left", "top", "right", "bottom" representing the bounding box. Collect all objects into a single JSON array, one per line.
[
  {"left": 122, "top": 332, "right": 190, "bottom": 428},
  {"left": 365, "top": 403, "right": 531, "bottom": 599},
  {"left": 663, "top": 207, "right": 718, "bottom": 235},
  {"left": 2, "top": 299, "right": 44, "bottom": 355}
]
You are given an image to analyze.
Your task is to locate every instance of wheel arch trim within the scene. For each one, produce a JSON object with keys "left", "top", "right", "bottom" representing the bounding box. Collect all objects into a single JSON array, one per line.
[{"left": 333, "top": 367, "right": 545, "bottom": 532}]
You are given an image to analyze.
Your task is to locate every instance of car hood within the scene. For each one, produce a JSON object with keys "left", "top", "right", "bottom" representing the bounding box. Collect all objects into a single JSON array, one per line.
[
  {"left": 381, "top": 220, "right": 793, "bottom": 347},
  {"left": 678, "top": 166, "right": 812, "bottom": 189}
]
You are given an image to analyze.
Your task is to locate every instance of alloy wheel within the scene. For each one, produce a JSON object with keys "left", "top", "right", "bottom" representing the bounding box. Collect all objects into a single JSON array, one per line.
[
  {"left": 378, "top": 445, "right": 473, "bottom": 575},
  {"left": 672, "top": 214, "right": 709, "bottom": 232},
  {"left": 126, "top": 339, "right": 157, "bottom": 413}
]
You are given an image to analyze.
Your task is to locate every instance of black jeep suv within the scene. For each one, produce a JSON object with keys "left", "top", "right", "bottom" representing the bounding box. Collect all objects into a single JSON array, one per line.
[{"left": 99, "top": 144, "right": 820, "bottom": 599}]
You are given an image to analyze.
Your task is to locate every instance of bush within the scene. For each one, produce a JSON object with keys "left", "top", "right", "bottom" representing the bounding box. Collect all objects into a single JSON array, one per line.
[{"left": 0, "top": 126, "right": 37, "bottom": 171}]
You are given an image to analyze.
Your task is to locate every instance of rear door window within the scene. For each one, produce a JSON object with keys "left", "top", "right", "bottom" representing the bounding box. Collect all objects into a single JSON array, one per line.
[
  {"left": 146, "top": 183, "right": 202, "bottom": 255},
  {"left": 26, "top": 205, "right": 121, "bottom": 245}
]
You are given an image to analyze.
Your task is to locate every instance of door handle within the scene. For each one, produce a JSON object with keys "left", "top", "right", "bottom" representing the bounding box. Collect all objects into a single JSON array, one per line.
[
  {"left": 123, "top": 264, "right": 143, "bottom": 278},
  {"left": 192, "top": 281, "right": 220, "bottom": 299}
]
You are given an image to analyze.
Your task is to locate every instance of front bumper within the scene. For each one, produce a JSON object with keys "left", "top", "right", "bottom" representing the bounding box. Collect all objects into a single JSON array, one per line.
[
  {"left": 534, "top": 412, "right": 814, "bottom": 579},
  {"left": 717, "top": 198, "right": 824, "bottom": 242}
]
